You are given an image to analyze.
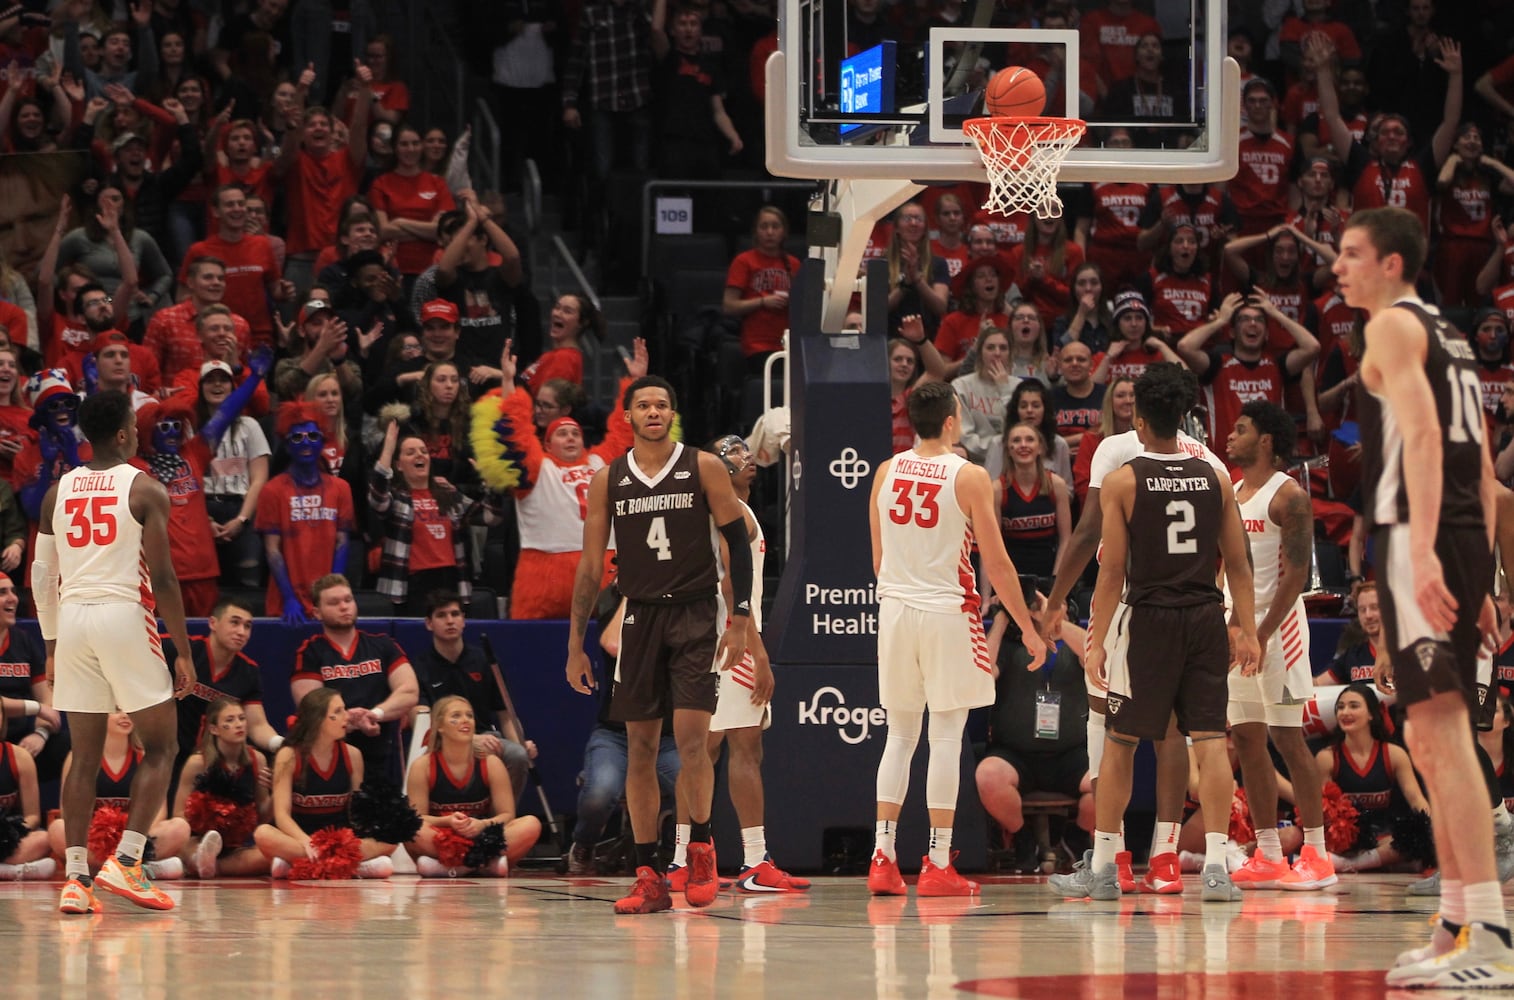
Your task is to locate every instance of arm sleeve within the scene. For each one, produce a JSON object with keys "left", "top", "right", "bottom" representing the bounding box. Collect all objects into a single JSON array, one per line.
[{"left": 31, "top": 531, "right": 58, "bottom": 640}]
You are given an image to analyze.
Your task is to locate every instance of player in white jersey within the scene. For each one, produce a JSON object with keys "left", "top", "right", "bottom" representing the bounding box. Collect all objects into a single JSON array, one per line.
[
  {"left": 866, "top": 382, "right": 1045, "bottom": 897},
  {"left": 1222, "top": 401, "right": 1336, "bottom": 891},
  {"left": 1044, "top": 415, "right": 1229, "bottom": 895},
  {"left": 34, "top": 390, "right": 194, "bottom": 915},
  {"left": 667, "top": 436, "right": 811, "bottom": 894}
]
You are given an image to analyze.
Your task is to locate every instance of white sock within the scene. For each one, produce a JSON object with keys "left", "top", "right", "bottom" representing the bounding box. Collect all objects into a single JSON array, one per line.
[
  {"left": 65, "top": 846, "right": 88, "bottom": 880},
  {"left": 1303, "top": 826, "right": 1325, "bottom": 851},
  {"left": 1496, "top": 803, "right": 1513, "bottom": 831},
  {"left": 1150, "top": 821, "right": 1180, "bottom": 859},
  {"left": 1093, "top": 830, "right": 1120, "bottom": 870},
  {"left": 1255, "top": 827, "right": 1284, "bottom": 863},
  {"left": 1442, "top": 879, "right": 1467, "bottom": 927},
  {"left": 117, "top": 830, "right": 148, "bottom": 864},
  {"left": 1204, "top": 832, "right": 1228, "bottom": 870},
  {"left": 875, "top": 820, "right": 897, "bottom": 862},
  {"left": 0, "top": 863, "right": 18, "bottom": 877},
  {"left": 741, "top": 826, "right": 766, "bottom": 869},
  {"left": 672, "top": 824, "right": 690, "bottom": 868},
  {"left": 928, "top": 827, "right": 953, "bottom": 868},
  {"left": 1465, "top": 881, "right": 1508, "bottom": 931}
]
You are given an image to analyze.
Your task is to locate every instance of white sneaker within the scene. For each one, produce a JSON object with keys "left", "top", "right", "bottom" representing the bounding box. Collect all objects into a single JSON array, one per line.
[
  {"left": 1395, "top": 916, "right": 1459, "bottom": 968},
  {"left": 1387, "top": 924, "right": 1514, "bottom": 988},
  {"left": 144, "top": 857, "right": 184, "bottom": 880},
  {"left": 194, "top": 831, "right": 223, "bottom": 879},
  {"left": 270, "top": 857, "right": 291, "bottom": 879},
  {"left": 416, "top": 856, "right": 457, "bottom": 878},
  {"left": 25, "top": 857, "right": 57, "bottom": 881},
  {"left": 487, "top": 856, "right": 509, "bottom": 878},
  {"left": 356, "top": 856, "right": 394, "bottom": 880},
  {"left": 0, "top": 858, "right": 57, "bottom": 881}
]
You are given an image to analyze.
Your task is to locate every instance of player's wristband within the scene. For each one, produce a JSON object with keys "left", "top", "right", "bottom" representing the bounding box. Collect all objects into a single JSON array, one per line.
[
  {"left": 267, "top": 734, "right": 285, "bottom": 752},
  {"left": 371, "top": 706, "right": 385, "bottom": 722},
  {"left": 21, "top": 699, "right": 38, "bottom": 716},
  {"left": 33, "top": 725, "right": 52, "bottom": 741}
]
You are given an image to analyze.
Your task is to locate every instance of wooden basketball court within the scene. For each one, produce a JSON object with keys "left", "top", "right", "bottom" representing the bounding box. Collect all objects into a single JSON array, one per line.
[{"left": 0, "top": 872, "right": 1467, "bottom": 997}]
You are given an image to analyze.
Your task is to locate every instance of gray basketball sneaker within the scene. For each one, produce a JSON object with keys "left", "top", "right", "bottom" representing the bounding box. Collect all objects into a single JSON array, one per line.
[
  {"left": 1048, "top": 850, "right": 1094, "bottom": 895},
  {"left": 1406, "top": 871, "right": 1440, "bottom": 897},
  {"left": 1201, "top": 864, "right": 1242, "bottom": 902}
]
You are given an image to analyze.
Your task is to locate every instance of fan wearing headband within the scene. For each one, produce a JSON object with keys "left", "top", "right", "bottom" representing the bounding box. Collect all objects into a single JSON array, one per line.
[{"left": 470, "top": 337, "right": 648, "bottom": 620}]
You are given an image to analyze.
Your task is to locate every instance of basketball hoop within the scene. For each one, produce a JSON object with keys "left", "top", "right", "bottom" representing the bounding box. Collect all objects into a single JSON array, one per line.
[{"left": 963, "top": 117, "right": 1086, "bottom": 220}]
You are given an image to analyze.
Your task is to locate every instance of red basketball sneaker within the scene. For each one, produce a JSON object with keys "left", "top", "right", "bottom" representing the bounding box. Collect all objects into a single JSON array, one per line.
[
  {"left": 868, "top": 850, "right": 907, "bottom": 895},
  {"left": 614, "top": 867, "right": 673, "bottom": 914},
  {"left": 1231, "top": 853, "right": 1291, "bottom": 889},
  {"left": 685, "top": 842, "right": 719, "bottom": 907},
  {"left": 916, "top": 854, "right": 980, "bottom": 897},
  {"left": 1115, "top": 850, "right": 1138, "bottom": 893},
  {"left": 1140, "top": 852, "right": 1183, "bottom": 894}
]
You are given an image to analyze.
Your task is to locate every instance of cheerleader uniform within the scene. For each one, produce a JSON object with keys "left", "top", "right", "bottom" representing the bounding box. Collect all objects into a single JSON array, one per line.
[
  {"left": 426, "top": 754, "right": 492, "bottom": 819},
  {"left": 1331, "top": 740, "right": 1401, "bottom": 840},
  {"left": 290, "top": 745, "right": 354, "bottom": 834},
  {"left": 96, "top": 748, "right": 143, "bottom": 812},
  {"left": 999, "top": 474, "right": 1059, "bottom": 580}
]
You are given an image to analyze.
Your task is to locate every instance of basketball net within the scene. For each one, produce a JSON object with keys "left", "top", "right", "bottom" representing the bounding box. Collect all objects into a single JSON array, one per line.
[{"left": 963, "top": 117, "right": 1086, "bottom": 219}]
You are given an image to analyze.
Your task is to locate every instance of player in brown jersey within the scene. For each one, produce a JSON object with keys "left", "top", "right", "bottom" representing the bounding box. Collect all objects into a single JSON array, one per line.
[
  {"left": 1337, "top": 207, "right": 1514, "bottom": 988},
  {"left": 566, "top": 375, "right": 752, "bottom": 914},
  {"left": 1077, "top": 363, "right": 1260, "bottom": 903}
]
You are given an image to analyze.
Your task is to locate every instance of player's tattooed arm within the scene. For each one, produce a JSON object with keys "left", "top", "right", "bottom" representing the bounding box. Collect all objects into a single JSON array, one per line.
[
  {"left": 1259, "top": 484, "right": 1314, "bottom": 646},
  {"left": 1279, "top": 488, "right": 1314, "bottom": 575}
]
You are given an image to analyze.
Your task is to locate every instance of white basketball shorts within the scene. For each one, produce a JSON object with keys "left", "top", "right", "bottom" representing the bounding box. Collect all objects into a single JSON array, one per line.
[
  {"left": 877, "top": 597, "right": 994, "bottom": 713},
  {"left": 1228, "top": 603, "right": 1313, "bottom": 728},
  {"left": 709, "top": 650, "right": 772, "bottom": 733},
  {"left": 52, "top": 602, "right": 172, "bottom": 714}
]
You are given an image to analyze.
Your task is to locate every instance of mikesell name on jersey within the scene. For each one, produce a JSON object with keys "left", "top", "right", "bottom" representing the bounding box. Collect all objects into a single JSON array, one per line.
[
  {"left": 892, "top": 457, "right": 949, "bottom": 481},
  {"left": 615, "top": 493, "right": 695, "bottom": 516}
]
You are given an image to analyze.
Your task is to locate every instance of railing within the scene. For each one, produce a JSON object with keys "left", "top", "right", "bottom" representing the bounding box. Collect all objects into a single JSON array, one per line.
[
  {"left": 640, "top": 179, "right": 817, "bottom": 279},
  {"left": 470, "top": 97, "right": 502, "bottom": 197},
  {"left": 522, "top": 159, "right": 543, "bottom": 235},
  {"left": 547, "top": 235, "right": 599, "bottom": 311}
]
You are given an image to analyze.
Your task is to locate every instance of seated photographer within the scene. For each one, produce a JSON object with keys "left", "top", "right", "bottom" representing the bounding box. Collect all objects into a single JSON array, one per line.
[{"left": 974, "top": 594, "right": 1093, "bottom": 871}]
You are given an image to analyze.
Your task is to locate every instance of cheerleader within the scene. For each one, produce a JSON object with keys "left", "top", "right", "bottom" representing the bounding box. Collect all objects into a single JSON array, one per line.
[
  {"left": 253, "top": 688, "right": 397, "bottom": 879},
  {"left": 406, "top": 696, "right": 542, "bottom": 877},
  {"left": 48, "top": 713, "right": 189, "bottom": 877},
  {"left": 171, "top": 698, "right": 271, "bottom": 878},
  {"left": 1314, "top": 684, "right": 1428, "bottom": 871},
  {"left": 0, "top": 739, "right": 53, "bottom": 879}
]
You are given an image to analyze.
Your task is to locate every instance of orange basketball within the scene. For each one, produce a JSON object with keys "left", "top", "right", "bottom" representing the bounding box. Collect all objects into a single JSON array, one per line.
[{"left": 984, "top": 66, "right": 1047, "bottom": 117}]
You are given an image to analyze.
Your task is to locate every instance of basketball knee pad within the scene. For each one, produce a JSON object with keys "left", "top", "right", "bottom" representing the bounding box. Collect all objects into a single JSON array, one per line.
[
  {"left": 875, "top": 709, "right": 923, "bottom": 805},
  {"left": 1087, "top": 711, "right": 1106, "bottom": 779},
  {"left": 925, "top": 708, "right": 969, "bottom": 811}
]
